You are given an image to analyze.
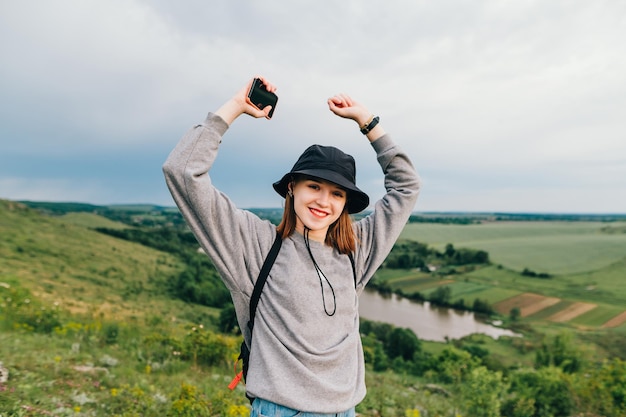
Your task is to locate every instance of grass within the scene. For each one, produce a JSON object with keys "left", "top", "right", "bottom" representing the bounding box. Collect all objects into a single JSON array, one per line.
[
  {"left": 371, "top": 268, "right": 422, "bottom": 282},
  {"left": 3, "top": 199, "right": 626, "bottom": 415},
  {"left": 0, "top": 318, "right": 250, "bottom": 416},
  {"left": 562, "top": 257, "right": 626, "bottom": 304},
  {"left": 0, "top": 201, "right": 188, "bottom": 321},
  {"left": 460, "top": 287, "right": 521, "bottom": 305},
  {"left": 465, "top": 264, "right": 626, "bottom": 305},
  {"left": 570, "top": 304, "right": 625, "bottom": 327},
  {"left": 440, "top": 281, "right": 490, "bottom": 299},
  {"left": 390, "top": 275, "right": 450, "bottom": 293},
  {"left": 400, "top": 221, "right": 626, "bottom": 274},
  {"left": 60, "top": 212, "right": 131, "bottom": 230}
]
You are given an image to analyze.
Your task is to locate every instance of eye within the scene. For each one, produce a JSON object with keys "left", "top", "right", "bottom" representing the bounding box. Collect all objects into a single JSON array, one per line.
[
  {"left": 308, "top": 183, "right": 320, "bottom": 190},
  {"left": 333, "top": 191, "right": 346, "bottom": 199}
]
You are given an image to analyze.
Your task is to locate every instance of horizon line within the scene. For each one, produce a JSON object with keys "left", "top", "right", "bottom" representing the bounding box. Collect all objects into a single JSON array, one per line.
[{"left": 9, "top": 199, "right": 626, "bottom": 217}]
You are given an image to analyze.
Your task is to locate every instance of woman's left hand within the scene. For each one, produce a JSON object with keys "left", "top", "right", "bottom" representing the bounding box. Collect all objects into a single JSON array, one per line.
[
  {"left": 327, "top": 94, "right": 371, "bottom": 127},
  {"left": 328, "top": 93, "right": 385, "bottom": 142}
]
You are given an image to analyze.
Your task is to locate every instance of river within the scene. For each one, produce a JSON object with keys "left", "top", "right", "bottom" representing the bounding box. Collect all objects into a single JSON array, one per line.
[{"left": 358, "top": 289, "right": 519, "bottom": 342}]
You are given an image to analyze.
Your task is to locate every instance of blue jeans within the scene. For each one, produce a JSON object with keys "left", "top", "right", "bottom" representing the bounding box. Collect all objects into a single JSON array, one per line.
[{"left": 251, "top": 398, "right": 356, "bottom": 417}]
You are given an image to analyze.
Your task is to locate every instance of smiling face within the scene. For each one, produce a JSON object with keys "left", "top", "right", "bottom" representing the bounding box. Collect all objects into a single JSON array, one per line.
[{"left": 289, "top": 177, "right": 348, "bottom": 242}]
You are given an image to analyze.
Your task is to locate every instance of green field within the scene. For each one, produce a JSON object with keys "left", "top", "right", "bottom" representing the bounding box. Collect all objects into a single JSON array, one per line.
[
  {"left": 570, "top": 304, "right": 625, "bottom": 327},
  {"left": 400, "top": 221, "right": 626, "bottom": 274},
  {"left": 389, "top": 221, "right": 626, "bottom": 330}
]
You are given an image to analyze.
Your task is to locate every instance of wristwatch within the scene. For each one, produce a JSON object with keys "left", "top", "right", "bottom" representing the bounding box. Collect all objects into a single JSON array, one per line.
[{"left": 360, "top": 116, "right": 380, "bottom": 135}]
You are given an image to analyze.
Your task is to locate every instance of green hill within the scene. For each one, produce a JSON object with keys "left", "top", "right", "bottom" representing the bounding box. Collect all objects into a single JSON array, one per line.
[{"left": 0, "top": 199, "right": 204, "bottom": 321}]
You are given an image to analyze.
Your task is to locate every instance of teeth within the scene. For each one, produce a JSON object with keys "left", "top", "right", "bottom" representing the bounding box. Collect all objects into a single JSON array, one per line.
[{"left": 310, "top": 208, "right": 327, "bottom": 217}]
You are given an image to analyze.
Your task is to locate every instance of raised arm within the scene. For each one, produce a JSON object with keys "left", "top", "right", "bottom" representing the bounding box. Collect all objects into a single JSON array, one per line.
[
  {"left": 327, "top": 94, "right": 385, "bottom": 142},
  {"left": 162, "top": 77, "right": 279, "bottom": 295},
  {"left": 327, "top": 94, "right": 421, "bottom": 288}
]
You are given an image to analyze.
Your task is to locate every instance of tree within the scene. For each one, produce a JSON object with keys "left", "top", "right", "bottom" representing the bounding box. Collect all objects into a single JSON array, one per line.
[
  {"left": 218, "top": 304, "right": 238, "bottom": 334},
  {"left": 397, "top": 253, "right": 412, "bottom": 269},
  {"left": 472, "top": 298, "right": 494, "bottom": 315},
  {"left": 385, "top": 327, "right": 421, "bottom": 361},
  {"left": 510, "top": 307, "right": 521, "bottom": 321},
  {"left": 434, "top": 346, "right": 478, "bottom": 384},
  {"left": 429, "top": 285, "right": 452, "bottom": 306}
]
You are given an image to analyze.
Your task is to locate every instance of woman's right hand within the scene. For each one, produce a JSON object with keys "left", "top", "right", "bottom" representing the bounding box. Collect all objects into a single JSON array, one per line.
[{"left": 216, "top": 77, "right": 277, "bottom": 125}]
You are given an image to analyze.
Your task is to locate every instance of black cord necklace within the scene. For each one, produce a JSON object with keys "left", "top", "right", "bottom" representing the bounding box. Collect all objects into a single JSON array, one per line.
[{"left": 303, "top": 228, "right": 337, "bottom": 316}]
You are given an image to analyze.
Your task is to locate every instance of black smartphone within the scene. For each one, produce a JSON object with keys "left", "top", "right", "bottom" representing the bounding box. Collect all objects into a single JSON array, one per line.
[{"left": 246, "top": 78, "right": 278, "bottom": 119}]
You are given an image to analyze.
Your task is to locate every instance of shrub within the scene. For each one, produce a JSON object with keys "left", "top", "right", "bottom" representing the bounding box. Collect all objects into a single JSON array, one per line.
[
  {"left": 182, "top": 325, "right": 237, "bottom": 368},
  {"left": 507, "top": 366, "right": 574, "bottom": 417},
  {"left": 102, "top": 322, "right": 120, "bottom": 345},
  {"left": 168, "top": 383, "right": 211, "bottom": 417},
  {"left": 143, "top": 332, "right": 184, "bottom": 363}
]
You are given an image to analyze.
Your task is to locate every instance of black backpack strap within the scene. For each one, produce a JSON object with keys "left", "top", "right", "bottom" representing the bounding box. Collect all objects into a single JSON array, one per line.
[
  {"left": 248, "top": 232, "right": 283, "bottom": 333},
  {"left": 230, "top": 232, "right": 282, "bottom": 396},
  {"left": 348, "top": 252, "right": 357, "bottom": 288}
]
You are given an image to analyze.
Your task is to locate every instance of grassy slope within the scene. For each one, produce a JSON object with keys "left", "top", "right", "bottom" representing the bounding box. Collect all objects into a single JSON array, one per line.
[
  {"left": 59, "top": 212, "right": 131, "bottom": 230},
  {"left": 0, "top": 200, "right": 215, "bottom": 323},
  {"left": 0, "top": 200, "right": 253, "bottom": 415}
]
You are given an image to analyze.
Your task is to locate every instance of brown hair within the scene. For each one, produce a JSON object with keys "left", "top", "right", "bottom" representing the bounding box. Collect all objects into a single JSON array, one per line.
[{"left": 276, "top": 178, "right": 356, "bottom": 254}]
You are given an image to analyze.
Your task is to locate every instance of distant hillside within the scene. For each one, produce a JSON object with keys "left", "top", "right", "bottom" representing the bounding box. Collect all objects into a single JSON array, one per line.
[
  {"left": 18, "top": 201, "right": 173, "bottom": 214},
  {"left": 59, "top": 212, "right": 132, "bottom": 230},
  {"left": 20, "top": 201, "right": 626, "bottom": 226},
  {"left": 0, "top": 199, "right": 207, "bottom": 321},
  {"left": 19, "top": 201, "right": 285, "bottom": 226}
]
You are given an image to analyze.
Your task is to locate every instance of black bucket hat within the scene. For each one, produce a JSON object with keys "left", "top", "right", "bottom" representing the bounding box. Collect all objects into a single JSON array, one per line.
[{"left": 273, "top": 144, "right": 370, "bottom": 214}]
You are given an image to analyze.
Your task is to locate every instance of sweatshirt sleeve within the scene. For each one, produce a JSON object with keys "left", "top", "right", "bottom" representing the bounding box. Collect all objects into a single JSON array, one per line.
[
  {"left": 353, "top": 134, "right": 421, "bottom": 289},
  {"left": 162, "top": 112, "right": 274, "bottom": 294}
]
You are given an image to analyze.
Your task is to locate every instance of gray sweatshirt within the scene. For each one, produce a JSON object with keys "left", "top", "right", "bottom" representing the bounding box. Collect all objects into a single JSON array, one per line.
[{"left": 162, "top": 113, "right": 420, "bottom": 413}]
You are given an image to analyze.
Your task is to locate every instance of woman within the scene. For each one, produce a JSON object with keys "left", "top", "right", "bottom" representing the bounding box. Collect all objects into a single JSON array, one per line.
[{"left": 163, "top": 77, "right": 420, "bottom": 416}]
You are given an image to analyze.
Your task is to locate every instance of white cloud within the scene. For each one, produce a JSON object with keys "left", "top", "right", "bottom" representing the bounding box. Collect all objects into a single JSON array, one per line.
[{"left": 1, "top": 0, "right": 625, "bottom": 212}]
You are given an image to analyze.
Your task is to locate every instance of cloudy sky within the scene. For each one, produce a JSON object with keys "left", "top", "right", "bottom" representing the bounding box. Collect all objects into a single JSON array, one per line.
[{"left": 1, "top": 0, "right": 625, "bottom": 213}]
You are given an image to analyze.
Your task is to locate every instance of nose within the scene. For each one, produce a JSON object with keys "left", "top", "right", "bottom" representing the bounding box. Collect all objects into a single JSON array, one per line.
[{"left": 316, "top": 190, "right": 331, "bottom": 206}]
